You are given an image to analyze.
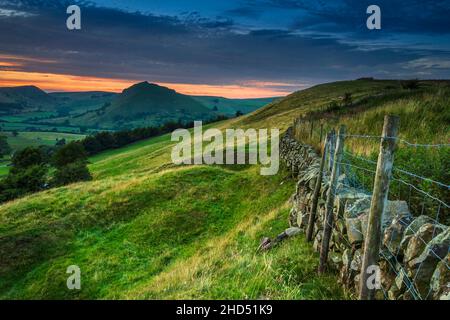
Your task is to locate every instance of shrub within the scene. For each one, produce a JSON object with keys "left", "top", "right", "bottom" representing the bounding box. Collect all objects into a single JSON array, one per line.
[
  {"left": 52, "top": 142, "right": 87, "bottom": 168},
  {"left": 52, "top": 161, "right": 92, "bottom": 186},
  {"left": 342, "top": 92, "right": 353, "bottom": 106},
  {"left": 0, "top": 164, "right": 48, "bottom": 202},
  {"left": 401, "top": 79, "right": 419, "bottom": 90}
]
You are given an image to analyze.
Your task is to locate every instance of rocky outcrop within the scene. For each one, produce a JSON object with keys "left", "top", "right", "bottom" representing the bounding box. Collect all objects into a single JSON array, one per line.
[{"left": 280, "top": 127, "right": 449, "bottom": 300}]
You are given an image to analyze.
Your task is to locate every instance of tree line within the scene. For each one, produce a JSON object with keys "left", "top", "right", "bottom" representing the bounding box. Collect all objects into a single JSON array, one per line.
[{"left": 80, "top": 116, "right": 230, "bottom": 156}]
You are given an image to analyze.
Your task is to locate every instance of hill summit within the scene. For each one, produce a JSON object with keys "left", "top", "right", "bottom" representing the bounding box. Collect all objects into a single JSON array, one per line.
[
  {"left": 0, "top": 85, "right": 55, "bottom": 113},
  {"left": 72, "top": 82, "right": 212, "bottom": 129}
]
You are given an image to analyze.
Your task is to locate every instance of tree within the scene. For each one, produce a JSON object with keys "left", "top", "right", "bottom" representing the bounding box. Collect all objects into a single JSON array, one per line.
[
  {"left": 0, "top": 135, "right": 11, "bottom": 157},
  {"left": 52, "top": 161, "right": 92, "bottom": 186},
  {"left": 0, "top": 146, "right": 49, "bottom": 203},
  {"left": 235, "top": 110, "right": 244, "bottom": 117},
  {"left": 4, "top": 165, "right": 47, "bottom": 193},
  {"left": 11, "top": 147, "right": 45, "bottom": 171},
  {"left": 55, "top": 138, "right": 66, "bottom": 147},
  {"left": 52, "top": 141, "right": 87, "bottom": 168},
  {"left": 12, "top": 130, "right": 19, "bottom": 137}
]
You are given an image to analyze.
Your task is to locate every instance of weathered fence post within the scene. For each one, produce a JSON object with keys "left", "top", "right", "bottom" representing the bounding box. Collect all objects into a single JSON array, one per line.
[
  {"left": 306, "top": 132, "right": 329, "bottom": 242},
  {"left": 318, "top": 125, "right": 345, "bottom": 273},
  {"left": 309, "top": 119, "right": 314, "bottom": 140},
  {"left": 359, "top": 115, "right": 399, "bottom": 300},
  {"left": 328, "top": 129, "right": 336, "bottom": 173}
]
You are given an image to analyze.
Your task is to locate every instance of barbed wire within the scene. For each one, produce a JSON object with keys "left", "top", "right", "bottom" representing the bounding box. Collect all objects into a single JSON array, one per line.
[
  {"left": 323, "top": 135, "right": 448, "bottom": 300},
  {"left": 392, "top": 167, "right": 450, "bottom": 189},
  {"left": 391, "top": 176, "right": 449, "bottom": 209}
]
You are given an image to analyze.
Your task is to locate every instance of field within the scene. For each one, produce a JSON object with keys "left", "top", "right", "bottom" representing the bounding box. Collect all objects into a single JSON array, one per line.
[
  {"left": 4, "top": 131, "right": 85, "bottom": 150},
  {"left": 0, "top": 79, "right": 448, "bottom": 299}
]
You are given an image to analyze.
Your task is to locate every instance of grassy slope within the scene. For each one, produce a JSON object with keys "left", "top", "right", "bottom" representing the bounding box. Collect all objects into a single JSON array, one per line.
[
  {"left": 2, "top": 79, "right": 448, "bottom": 299},
  {"left": 0, "top": 128, "right": 345, "bottom": 299}
]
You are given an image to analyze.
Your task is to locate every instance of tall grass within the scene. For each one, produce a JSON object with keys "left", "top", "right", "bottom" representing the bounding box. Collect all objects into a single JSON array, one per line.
[{"left": 294, "top": 84, "right": 450, "bottom": 223}]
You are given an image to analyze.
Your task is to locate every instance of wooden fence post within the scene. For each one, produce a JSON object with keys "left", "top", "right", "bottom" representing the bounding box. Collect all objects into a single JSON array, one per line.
[
  {"left": 306, "top": 132, "right": 329, "bottom": 242},
  {"left": 359, "top": 115, "right": 400, "bottom": 300},
  {"left": 327, "top": 129, "right": 336, "bottom": 173},
  {"left": 318, "top": 125, "right": 345, "bottom": 273},
  {"left": 309, "top": 119, "right": 314, "bottom": 140}
]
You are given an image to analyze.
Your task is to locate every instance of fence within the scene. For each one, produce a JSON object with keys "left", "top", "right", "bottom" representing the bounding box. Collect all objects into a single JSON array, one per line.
[{"left": 291, "top": 115, "right": 449, "bottom": 300}]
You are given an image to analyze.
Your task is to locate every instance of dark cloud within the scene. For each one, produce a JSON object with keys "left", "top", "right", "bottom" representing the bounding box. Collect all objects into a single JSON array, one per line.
[{"left": 0, "top": 0, "right": 449, "bottom": 89}]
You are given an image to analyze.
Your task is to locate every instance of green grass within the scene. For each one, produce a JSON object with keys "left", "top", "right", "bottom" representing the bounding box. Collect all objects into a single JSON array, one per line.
[
  {"left": 0, "top": 138, "right": 345, "bottom": 299},
  {"left": 4, "top": 131, "right": 86, "bottom": 150},
  {"left": 289, "top": 81, "right": 449, "bottom": 223}
]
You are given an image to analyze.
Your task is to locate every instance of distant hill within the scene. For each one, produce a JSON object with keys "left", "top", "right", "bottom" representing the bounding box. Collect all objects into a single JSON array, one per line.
[
  {"left": 0, "top": 82, "right": 277, "bottom": 130},
  {"left": 0, "top": 86, "right": 55, "bottom": 114},
  {"left": 192, "top": 96, "right": 279, "bottom": 115},
  {"left": 49, "top": 91, "right": 118, "bottom": 115},
  {"left": 70, "top": 82, "right": 213, "bottom": 129}
]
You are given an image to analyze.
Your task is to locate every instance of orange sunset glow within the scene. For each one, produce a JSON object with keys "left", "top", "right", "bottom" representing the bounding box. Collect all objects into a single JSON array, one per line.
[{"left": 0, "top": 69, "right": 295, "bottom": 98}]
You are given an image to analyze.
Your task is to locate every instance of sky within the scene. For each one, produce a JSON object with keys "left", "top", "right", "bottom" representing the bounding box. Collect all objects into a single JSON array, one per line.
[{"left": 0, "top": 0, "right": 449, "bottom": 98}]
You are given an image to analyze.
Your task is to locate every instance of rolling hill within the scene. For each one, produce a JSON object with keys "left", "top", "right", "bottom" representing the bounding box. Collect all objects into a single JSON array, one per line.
[
  {"left": 69, "top": 82, "right": 213, "bottom": 129},
  {"left": 0, "top": 79, "right": 448, "bottom": 299},
  {"left": 0, "top": 83, "right": 277, "bottom": 131},
  {"left": 0, "top": 86, "right": 55, "bottom": 114},
  {"left": 192, "top": 96, "right": 279, "bottom": 115},
  {"left": 49, "top": 91, "right": 118, "bottom": 115}
]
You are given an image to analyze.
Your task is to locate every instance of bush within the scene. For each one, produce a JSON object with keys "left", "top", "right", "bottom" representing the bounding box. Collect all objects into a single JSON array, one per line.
[
  {"left": 342, "top": 92, "right": 353, "bottom": 106},
  {"left": 52, "top": 142, "right": 87, "bottom": 168},
  {"left": 52, "top": 161, "right": 92, "bottom": 186},
  {"left": 0, "top": 164, "right": 48, "bottom": 201},
  {"left": 401, "top": 79, "right": 419, "bottom": 90}
]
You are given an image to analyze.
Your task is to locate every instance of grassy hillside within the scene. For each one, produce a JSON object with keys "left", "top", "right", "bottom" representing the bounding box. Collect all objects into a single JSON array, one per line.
[
  {"left": 262, "top": 79, "right": 449, "bottom": 222},
  {"left": 192, "top": 96, "right": 279, "bottom": 115},
  {"left": 1, "top": 79, "right": 448, "bottom": 299},
  {"left": 70, "top": 82, "right": 213, "bottom": 129},
  {"left": 0, "top": 86, "right": 55, "bottom": 114},
  {"left": 0, "top": 130, "right": 345, "bottom": 299},
  {"left": 49, "top": 91, "right": 117, "bottom": 115}
]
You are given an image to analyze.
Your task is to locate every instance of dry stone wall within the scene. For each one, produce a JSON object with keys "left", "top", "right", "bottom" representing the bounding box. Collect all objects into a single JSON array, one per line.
[{"left": 280, "top": 127, "right": 450, "bottom": 300}]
